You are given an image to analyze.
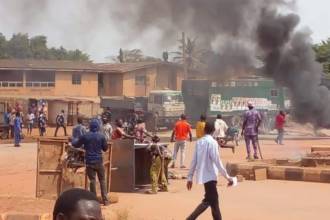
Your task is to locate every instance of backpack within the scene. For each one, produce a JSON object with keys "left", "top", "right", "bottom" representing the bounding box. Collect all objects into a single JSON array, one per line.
[{"left": 56, "top": 114, "right": 64, "bottom": 125}]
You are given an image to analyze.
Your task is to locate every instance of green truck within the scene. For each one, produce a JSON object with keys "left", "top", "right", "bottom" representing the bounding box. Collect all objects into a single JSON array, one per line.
[{"left": 182, "top": 76, "right": 287, "bottom": 132}]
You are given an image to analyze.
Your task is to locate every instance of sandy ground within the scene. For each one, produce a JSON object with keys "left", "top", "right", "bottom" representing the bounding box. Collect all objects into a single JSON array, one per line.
[{"left": 1, "top": 138, "right": 330, "bottom": 219}]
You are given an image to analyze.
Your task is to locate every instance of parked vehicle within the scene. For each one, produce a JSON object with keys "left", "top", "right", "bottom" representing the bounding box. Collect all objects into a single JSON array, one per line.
[
  {"left": 101, "top": 90, "right": 185, "bottom": 131},
  {"left": 182, "top": 76, "right": 287, "bottom": 133}
]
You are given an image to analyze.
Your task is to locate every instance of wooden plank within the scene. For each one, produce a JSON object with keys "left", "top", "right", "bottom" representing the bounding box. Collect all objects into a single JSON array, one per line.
[
  {"left": 38, "top": 141, "right": 63, "bottom": 170},
  {"left": 37, "top": 173, "right": 61, "bottom": 200}
]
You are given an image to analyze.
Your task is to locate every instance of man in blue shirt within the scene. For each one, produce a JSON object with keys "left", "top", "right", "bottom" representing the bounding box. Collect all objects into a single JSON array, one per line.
[{"left": 73, "top": 119, "right": 109, "bottom": 206}]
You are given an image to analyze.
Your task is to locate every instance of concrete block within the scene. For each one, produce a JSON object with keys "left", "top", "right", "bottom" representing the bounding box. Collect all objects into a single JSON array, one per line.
[
  {"left": 237, "top": 175, "right": 245, "bottom": 182},
  {"left": 311, "top": 145, "right": 330, "bottom": 152},
  {"left": 268, "top": 166, "right": 285, "bottom": 180},
  {"left": 285, "top": 167, "right": 303, "bottom": 181},
  {"left": 303, "top": 168, "right": 321, "bottom": 182},
  {"left": 254, "top": 168, "right": 267, "bottom": 181},
  {"left": 2, "top": 213, "right": 50, "bottom": 220},
  {"left": 320, "top": 170, "right": 330, "bottom": 183}
]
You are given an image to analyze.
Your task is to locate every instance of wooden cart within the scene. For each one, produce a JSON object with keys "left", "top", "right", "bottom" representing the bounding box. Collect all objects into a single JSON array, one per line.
[{"left": 36, "top": 137, "right": 112, "bottom": 199}]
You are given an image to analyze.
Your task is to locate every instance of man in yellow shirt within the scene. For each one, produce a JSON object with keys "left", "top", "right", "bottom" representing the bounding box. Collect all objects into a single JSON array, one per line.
[{"left": 196, "top": 115, "right": 206, "bottom": 139}]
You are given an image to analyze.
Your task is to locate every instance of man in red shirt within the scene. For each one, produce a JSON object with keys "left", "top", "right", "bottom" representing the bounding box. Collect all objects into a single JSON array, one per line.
[
  {"left": 171, "top": 114, "right": 192, "bottom": 168},
  {"left": 275, "top": 110, "right": 286, "bottom": 145}
]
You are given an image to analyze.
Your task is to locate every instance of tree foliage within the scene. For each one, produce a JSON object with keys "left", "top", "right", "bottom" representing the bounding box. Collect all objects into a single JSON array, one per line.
[
  {"left": 313, "top": 38, "right": 330, "bottom": 76},
  {"left": 172, "top": 36, "right": 207, "bottom": 70},
  {"left": 0, "top": 32, "right": 90, "bottom": 61},
  {"left": 110, "top": 49, "right": 161, "bottom": 63}
]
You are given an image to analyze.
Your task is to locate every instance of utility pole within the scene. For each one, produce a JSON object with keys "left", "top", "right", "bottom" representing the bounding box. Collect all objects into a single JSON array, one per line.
[{"left": 182, "top": 32, "right": 188, "bottom": 79}]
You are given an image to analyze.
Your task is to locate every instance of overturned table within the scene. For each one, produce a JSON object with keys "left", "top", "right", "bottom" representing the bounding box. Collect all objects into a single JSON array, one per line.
[{"left": 110, "top": 139, "right": 152, "bottom": 192}]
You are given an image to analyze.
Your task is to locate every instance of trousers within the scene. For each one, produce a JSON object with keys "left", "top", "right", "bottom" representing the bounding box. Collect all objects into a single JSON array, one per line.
[
  {"left": 276, "top": 128, "right": 284, "bottom": 144},
  {"left": 54, "top": 124, "right": 67, "bottom": 136},
  {"left": 187, "top": 181, "right": 222, "bottom": 220},
  {"left": 244, "top": 135, "right": 258, "bottom": 157},
  {"left": 173, "top": 140, "right": 186, "bottom": 167},
  {"left": 86, "top": 163, "right": 108, "bottom": 202},
  {"left": 150, "top": 156, "right": 168, "bottom": 193}
]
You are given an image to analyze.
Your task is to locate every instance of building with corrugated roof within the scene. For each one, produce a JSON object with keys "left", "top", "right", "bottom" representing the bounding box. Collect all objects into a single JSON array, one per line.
[{"left": 0, "top": 59, "right": 186, "bottom": 125}]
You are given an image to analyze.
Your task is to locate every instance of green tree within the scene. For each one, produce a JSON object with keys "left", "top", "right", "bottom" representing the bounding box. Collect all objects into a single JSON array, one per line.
[
  {"left": 0, "top": 32, "right": 90, "bottom": 61},
  {"left": 162, "top": 51, "right": 169, "bottom": 62},
  {"left": 6, "top": 33, "right": 32, "bottom": 58},
  {"left": 110, "top": 49, "right": 161, "bottom": 63},
  {"left": 0, "top": 33, "right": 8, "bottom": 58},
  {"left": 313, "top": 38, "right": 330, "bottom": 76},
  {"left": 172, "top": 36, "right": 206, "bottom": 70},
  {"left": 30, "top": 35, "right": 48, "bottom": 59},
  {"left": 66, "top": 49, "right": 90, "bottom": 61}
]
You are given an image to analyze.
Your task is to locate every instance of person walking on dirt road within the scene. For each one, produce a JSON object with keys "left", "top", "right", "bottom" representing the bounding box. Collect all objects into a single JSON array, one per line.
[
  {"left": 241, "top": 101, "right": 262, "bottom": 160},
  {"left": 54, "top": 110, "right": 67, "bottom": 137},
  {"left": 196, "top": 114, "right": 206, "bottom": 139},
  {"left": 14, "top": 112, "right": 22, "bottom": 147},
  {"left": 213, "top": 114, "right": 228, "bottom": 139},
  {"left": 186, "top": 121, "right": 234, "bottom": 220},
  {"left": 171, "top": 114, "right": 192, "bottom": 169},
  {"left": 72, "top": 119, "right": 110, "bottom": 206},
  {"left": 275, "top": 110, "right": 286, "bottom": 145}
]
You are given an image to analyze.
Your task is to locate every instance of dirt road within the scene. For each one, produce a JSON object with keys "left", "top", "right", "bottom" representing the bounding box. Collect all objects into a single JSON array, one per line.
[{"left": 0, "top": 139, "right": 330, "bottom": 219}]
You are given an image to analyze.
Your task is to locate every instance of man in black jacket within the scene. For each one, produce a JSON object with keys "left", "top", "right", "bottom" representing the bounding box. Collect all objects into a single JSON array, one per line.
[{"left": 54, "top": 110, "right": 67, "bottom": 137}]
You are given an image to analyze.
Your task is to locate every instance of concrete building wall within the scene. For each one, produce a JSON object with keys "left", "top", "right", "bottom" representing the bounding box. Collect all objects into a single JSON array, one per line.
[
  {"left": 0, "top": 70, "right": 99, "bottom": 98},
  {"left": 54, "top": 72, "right": 98, "bottom": 97},
  {"left": 102, "top": 74, "right": 123, "bottom": 96},
  {"left": 123, "top": 72, "right": 135, "bottom": 97}
]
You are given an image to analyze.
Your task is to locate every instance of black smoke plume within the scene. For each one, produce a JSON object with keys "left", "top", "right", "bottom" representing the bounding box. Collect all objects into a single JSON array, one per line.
[{"left": 257, "top": 9, "right": 330, "bottom": 127}]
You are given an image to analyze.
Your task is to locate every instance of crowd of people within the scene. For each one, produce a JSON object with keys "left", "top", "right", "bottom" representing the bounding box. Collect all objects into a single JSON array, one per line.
[{"left": 3, "top": 102, "right": 287, "bottom": 219}]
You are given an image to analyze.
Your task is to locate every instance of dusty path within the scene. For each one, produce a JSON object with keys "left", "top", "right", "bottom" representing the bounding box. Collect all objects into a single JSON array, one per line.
[{"left": 0, "top": 139, "right": 330, "bottom": 219}]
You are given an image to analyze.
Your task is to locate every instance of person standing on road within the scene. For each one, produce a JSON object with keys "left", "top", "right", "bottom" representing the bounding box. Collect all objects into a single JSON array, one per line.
[
  {"left": 186, "top": 121, "right": 234, "bottom": 220},
  {"left": 241, "top": 101, "right": 262, "bottom": 160},
  {"left": 196, "top": 114, "right": 206, "bottom": 139},
  {"left": 14, "top": 112, "right": 22, "bottom": 147},
  {"left": 275, "top": 110, "right": 286, "bottom": 145},
  {"left": 170, "top": 114, "right": 192, "bottom": 169},
  {"left": 102, "top": 118, "right": 113, "bottom": 142},
  {"left": 213, "top": 114, "right": 228, "bottom": 139},
  {"left": 72, "top": 119, "right": 110, "bottom": 206},
  {"left": 54, "top": 110, "right": 67, "bottom": 137},
  {"left": 38, "top": 112, "right": 47, "bottom": 136},
  {"left": 9, "top": 109, "right": 16, "bottom": 139},
  {"left": 26, "top": 111, "right": 35, "bottom": 136},
  {"left": 101, "top": 107, "right": 112, "bottom": 123}
]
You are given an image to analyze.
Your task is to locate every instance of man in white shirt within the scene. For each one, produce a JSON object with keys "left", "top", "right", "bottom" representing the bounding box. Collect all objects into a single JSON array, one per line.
[
  {"left": 187, "top": 121, "right": 234, "bottom": 220},
  {"left": 213, "top": 114, "right": 228, "bottom": 139}
]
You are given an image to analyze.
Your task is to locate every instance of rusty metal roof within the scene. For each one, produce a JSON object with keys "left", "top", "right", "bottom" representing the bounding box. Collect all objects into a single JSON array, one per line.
[
  {"left": 0, "top": 59, "right": 183, "bottom": 73},
  {"left": 95, "top": 61, "right": 182, "bottom": 73},
  {"left": 0, "top": 59, "right": 96, "bottom": 72}
]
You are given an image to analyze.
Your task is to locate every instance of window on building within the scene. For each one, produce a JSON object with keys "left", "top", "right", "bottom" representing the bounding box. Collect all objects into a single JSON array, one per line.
[
  {"left": 72, "top": 73, "right": 82, "bottom": 85},
  {"left": 270, "top": 89, "right": 279, "bottom": 97},
  {"left": 154, "top": 95, "right": 163, "bottom": 104},
  {"left": 135, "top": 75, "right": 146, "bottom": 85},
  {"left": 98, "top": 73, "right": 104, "bottom": 88}
]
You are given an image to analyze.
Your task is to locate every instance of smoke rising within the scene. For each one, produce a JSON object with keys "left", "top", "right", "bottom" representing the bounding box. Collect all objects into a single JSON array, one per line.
[
  {"left": 0, "top": 0, "right": 329, "bottom": 126},
  {"left": 257, "top": 9, "right": 330, "bottom": 126}
]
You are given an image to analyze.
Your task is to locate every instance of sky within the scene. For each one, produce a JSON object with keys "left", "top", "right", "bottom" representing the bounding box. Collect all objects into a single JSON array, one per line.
[{"left": 0, "top": 0, "right": 329, "bottom": 62}]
